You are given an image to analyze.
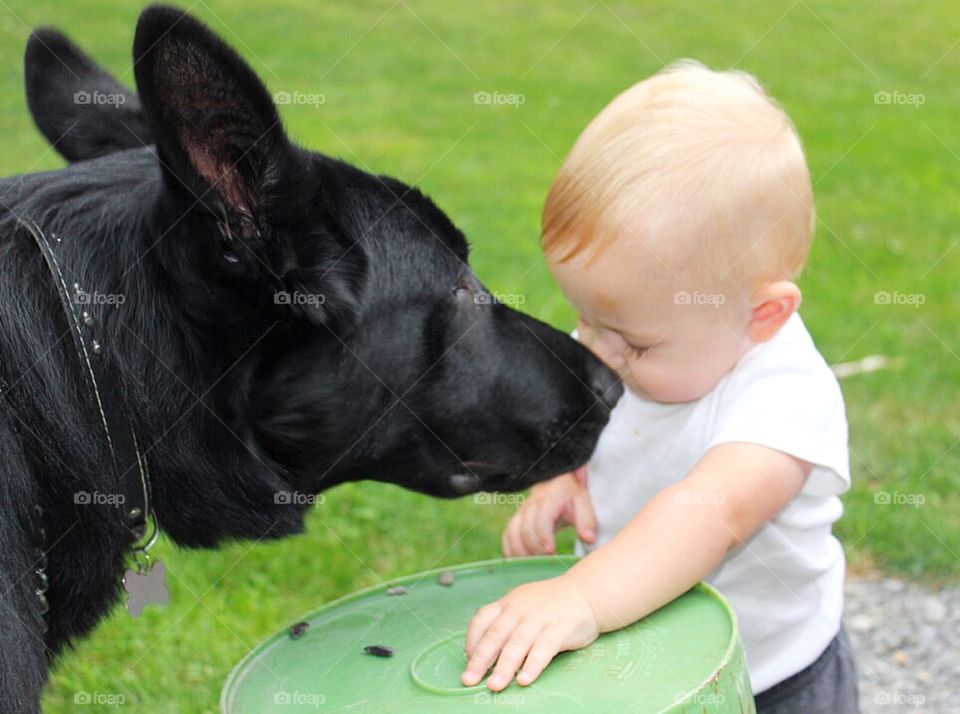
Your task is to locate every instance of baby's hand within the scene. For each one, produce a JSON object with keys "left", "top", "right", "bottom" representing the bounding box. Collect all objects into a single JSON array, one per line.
[
  {"left": 502, "top": 467, "right": 596, "bottom": 556},
  {"left": 461, "top": 576, "right": 599, "bottom": 691}
]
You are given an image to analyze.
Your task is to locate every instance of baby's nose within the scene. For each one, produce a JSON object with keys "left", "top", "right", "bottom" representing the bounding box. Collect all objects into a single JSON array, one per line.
[{"left": 583, "top": 328, "right": 627, "bottom": 372}]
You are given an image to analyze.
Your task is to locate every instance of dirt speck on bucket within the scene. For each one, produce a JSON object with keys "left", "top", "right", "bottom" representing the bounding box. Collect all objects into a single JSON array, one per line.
[
  {"left": 288, "top": 621, "right": 309, "bottom": 639},
  {"left": 364, "top": 645, "right": 394, "bottom": 658}
]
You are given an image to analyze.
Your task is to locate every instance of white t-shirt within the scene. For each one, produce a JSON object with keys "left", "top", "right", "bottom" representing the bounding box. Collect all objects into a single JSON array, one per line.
[{"left": 575, "top": 313, "right": 850, "bottom": 694}]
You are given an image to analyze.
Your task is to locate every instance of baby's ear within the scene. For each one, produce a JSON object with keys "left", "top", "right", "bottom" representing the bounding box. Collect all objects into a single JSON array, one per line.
[{"left": 747, "top": 282, "right": 801, "bottom": 343}]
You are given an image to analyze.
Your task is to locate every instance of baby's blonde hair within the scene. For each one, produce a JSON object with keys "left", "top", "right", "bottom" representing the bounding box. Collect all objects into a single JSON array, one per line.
[{"left": 543, "top": 61, "right": 814, "bottom": 292}]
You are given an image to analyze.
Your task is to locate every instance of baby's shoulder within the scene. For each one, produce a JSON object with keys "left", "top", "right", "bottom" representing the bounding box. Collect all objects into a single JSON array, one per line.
[
  {"left": 722, "top": 314, "right": 837, "bottom": 394},
  {"left": 704, "top": 314, "right": 847, "bottom": 441}
]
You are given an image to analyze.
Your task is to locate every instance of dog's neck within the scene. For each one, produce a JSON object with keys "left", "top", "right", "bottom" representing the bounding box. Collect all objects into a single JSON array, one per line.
[
  {"left": 24, "top": 218, "right": 153, "bottom": 537},
  {"left": 21, "top": 218, "right": 157, "bottom": 571}
]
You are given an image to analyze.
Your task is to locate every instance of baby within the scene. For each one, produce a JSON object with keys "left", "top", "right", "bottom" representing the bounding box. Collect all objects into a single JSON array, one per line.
[{"left": 461, "top": 62, "right": 859, "bottom": 712}]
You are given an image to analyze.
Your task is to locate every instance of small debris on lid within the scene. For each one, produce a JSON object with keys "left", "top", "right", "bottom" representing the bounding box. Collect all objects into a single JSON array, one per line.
[
  {"left": 364, "top": 644, "right": 394, "bottom": 658},
  {"left": 437, "top": 570, "right": 455, "bottom": 587},
  {"left": 289, "top": 621, "right": 309, "bottom": 639},
  {"left": 386, "top": 585, "right": 408, "bottom": 596}
]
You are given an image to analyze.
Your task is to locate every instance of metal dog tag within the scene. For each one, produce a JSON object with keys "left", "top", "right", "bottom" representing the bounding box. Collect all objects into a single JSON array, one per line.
[{"left": 123, "top": 558, "right": 169, "bottom": 617}]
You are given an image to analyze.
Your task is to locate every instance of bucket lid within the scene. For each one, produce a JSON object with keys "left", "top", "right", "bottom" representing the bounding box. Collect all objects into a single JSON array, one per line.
[{"left": 221, "top": 556, "right": 747, "bottom": 712}]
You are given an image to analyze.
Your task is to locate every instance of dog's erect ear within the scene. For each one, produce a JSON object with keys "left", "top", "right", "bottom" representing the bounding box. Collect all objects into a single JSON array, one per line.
[
  {"left": 133, "top": 5, "right": 291, "bottom": 239},
  {"left": 25, "top": 29, "right": 153, "bottom": 162}
]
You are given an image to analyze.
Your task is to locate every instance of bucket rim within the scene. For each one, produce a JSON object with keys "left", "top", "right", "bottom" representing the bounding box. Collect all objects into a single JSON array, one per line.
[{"left": 220, "top": 555, "right": 743, "bottom": 713}]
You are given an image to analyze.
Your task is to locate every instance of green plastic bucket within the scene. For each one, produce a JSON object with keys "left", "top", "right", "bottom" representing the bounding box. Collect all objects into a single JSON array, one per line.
[{"left": 221, "top": 556, "right": 755, "bottom": 713}]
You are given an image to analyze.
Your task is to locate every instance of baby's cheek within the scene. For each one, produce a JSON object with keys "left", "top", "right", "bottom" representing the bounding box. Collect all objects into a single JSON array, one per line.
[
  {"left": 644, "top": 362, "right": 715, "bottom": 403},
  {"left": 624, "top": 356, "right": 684, "bottom": 402}
]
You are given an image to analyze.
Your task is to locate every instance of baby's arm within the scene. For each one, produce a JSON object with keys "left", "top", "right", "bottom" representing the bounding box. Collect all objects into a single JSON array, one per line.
[{"left": 462, "top": 442, "right": 811, "bottom": 691}]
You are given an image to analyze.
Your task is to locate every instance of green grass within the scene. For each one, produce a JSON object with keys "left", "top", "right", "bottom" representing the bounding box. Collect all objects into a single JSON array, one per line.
[{"left": 0, "top": 0, "right": 955, "bottom": 710}]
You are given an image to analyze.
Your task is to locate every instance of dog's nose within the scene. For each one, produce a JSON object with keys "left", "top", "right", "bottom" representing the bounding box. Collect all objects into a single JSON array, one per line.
[{"left": 587, "top": 363, "right": 623, "bottom": 410}]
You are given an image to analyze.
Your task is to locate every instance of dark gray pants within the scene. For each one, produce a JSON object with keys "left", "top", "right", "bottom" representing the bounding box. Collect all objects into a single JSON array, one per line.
[{"left": 754, "top": 627, "right": 860, "bottom": 714}]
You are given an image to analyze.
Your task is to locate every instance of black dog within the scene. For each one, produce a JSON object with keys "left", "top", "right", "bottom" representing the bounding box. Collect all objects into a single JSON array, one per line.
[{"left": 0, "top": 5, "right": 621, "bottom": 711}]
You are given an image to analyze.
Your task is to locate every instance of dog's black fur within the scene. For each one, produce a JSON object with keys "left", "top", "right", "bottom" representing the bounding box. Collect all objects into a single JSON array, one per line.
[{"left": 0, "top": 6, "right": 621, "bottom": 711}]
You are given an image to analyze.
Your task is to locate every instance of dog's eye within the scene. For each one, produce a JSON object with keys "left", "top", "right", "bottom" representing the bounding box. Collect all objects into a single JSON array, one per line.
[{"left": 452, "top": 285, "right": 472, "bottom": 301}]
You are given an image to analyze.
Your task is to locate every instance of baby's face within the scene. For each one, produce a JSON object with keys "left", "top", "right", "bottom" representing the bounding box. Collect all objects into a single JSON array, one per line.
[{"left": 549, "top": 240, "right": 754, "bottom": 404}]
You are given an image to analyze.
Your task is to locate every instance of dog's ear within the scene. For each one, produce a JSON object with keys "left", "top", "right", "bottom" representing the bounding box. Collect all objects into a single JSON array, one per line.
[
  {"left": 133, "top": 5, "right": 292, "bottom": 241},
  {"left": 24, "top": 29, "right": 153, "bottom": 162}
]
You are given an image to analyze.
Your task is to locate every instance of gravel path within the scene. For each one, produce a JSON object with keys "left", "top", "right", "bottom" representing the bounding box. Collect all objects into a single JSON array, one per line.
[{"left": 845, "top": 576, "right": 959, "bottom": 713}]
